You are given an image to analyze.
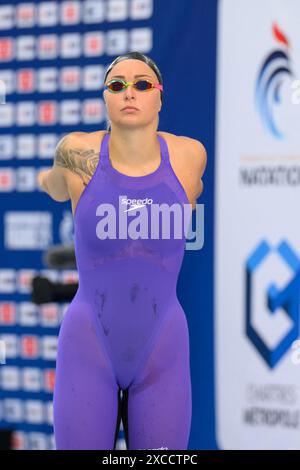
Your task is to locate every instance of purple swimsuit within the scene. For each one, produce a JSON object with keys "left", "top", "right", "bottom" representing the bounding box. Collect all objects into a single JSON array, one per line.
[{"left": 53, "top": 132, "right": 192, "bottom": 450}]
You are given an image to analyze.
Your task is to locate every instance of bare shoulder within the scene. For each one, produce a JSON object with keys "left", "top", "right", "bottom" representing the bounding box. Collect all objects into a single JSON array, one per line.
[
  {"left": 157, "top": 130, "right": 205, "bottom": 151},
  {"left": 54, "top": 130, "right": 106, "bottom": 187},
  {"left": 157, "top": 131, "right": 207, "bottom": 207},
  {"left": 157, "top": 131, "right": 207, "bottom": 176},
  {"left": 59, "top": 130, "right": 106, "bottom": 147},
  {"left": 157, "top": 130, "right": 178, "bottom": 145},
  {"left": 156, "top": 131, "right": 186, "bottom": 156}
]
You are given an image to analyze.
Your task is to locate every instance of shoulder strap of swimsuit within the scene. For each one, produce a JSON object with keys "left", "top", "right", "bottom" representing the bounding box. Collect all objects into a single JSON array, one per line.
[
  {"left": 157, "top": 134, "right": 170, "bottom": 166},
  {"left": 99, "top": 131, "right": 110, "bottom": 166}
]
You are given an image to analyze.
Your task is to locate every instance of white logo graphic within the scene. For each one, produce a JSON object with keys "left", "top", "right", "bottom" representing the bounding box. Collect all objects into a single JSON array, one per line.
[{"left": 121, "top": 196, "right": 153, "bottom": 212}]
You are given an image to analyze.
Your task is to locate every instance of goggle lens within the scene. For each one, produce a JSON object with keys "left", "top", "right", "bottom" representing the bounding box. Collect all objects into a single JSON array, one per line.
[
  {"left": 135, "top": 80, "right": 153, "bottom": 90},
  {"left": 108, "top": 81, "right": 125, "bottom": 92}
]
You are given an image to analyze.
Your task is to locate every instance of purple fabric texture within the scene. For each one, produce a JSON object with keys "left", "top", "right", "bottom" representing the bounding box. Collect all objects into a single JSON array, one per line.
[{"left": 53, "top": 132, "right": 193, "bottom": 450}]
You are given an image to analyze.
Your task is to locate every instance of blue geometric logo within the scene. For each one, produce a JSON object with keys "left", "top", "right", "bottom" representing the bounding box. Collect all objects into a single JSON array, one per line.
[{"left": 246, "top": 240, "right": 300, "bottom": 368}]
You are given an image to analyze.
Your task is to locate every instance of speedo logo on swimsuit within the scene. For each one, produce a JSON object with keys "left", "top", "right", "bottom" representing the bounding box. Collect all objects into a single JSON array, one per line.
[{"left": 121, "top": 196, "right": 153, "bottom": 213}]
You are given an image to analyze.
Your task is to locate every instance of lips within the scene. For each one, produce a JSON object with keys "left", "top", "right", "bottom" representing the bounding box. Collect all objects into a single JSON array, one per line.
[{"left": 122, "top": 106, "right": 139, "bottom": 111}]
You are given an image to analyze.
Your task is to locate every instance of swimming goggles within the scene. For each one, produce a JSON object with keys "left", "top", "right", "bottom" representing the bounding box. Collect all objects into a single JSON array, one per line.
[{"left": 104, "top": 78, "right": 163, "bottom": 94}]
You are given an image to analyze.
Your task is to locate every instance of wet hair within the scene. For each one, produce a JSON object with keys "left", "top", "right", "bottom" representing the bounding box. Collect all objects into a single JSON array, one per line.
[{"left": 103, "top": 51, "right": 163, "bottom": 131}]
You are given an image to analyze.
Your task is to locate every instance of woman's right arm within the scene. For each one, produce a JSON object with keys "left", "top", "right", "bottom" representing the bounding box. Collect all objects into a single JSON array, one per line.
[{"left": 37, "top": 132, "right": 82, "bottom": 202}]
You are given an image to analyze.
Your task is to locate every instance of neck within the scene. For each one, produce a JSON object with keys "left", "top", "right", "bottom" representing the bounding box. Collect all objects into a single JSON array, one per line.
[{"left": 108, "top": 124, "right": 160, "bottom": 168}]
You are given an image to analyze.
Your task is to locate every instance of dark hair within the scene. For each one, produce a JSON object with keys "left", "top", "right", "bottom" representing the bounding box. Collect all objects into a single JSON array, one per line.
[{"left": 103, "top": 51, "right": 163, "bottom": 131}]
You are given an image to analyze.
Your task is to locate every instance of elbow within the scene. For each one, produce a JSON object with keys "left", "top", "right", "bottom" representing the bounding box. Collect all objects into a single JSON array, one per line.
[
  {"left": 37, "top": 168, "right": 70, "bottom": 202},
  {"left": 37, "top": 169, "right": 51, "bottom": 193},
  {"left": 51, "top": 194, "right": 70, "bottom": 202}
]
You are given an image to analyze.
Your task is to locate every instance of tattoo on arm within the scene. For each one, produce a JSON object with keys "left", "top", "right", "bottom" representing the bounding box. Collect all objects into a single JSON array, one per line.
[{"left": 54, "top": 136, "right": 99, "bottom": 187}]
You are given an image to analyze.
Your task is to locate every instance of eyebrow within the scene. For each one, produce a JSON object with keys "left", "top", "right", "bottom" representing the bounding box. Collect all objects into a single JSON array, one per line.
[{"left": 109, "top": 74, "right": 152, "bottom": 79}]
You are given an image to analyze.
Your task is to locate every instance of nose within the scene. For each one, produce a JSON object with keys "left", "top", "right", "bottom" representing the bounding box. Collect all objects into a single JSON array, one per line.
[{"left": 123, "top": 82, "right": 136, "bottom": 100}]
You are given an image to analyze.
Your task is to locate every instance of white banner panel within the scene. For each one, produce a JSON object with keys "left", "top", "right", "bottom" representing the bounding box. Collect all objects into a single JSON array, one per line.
[{"left": 215, "top": 0, "right": 300, "bottom": 449}]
